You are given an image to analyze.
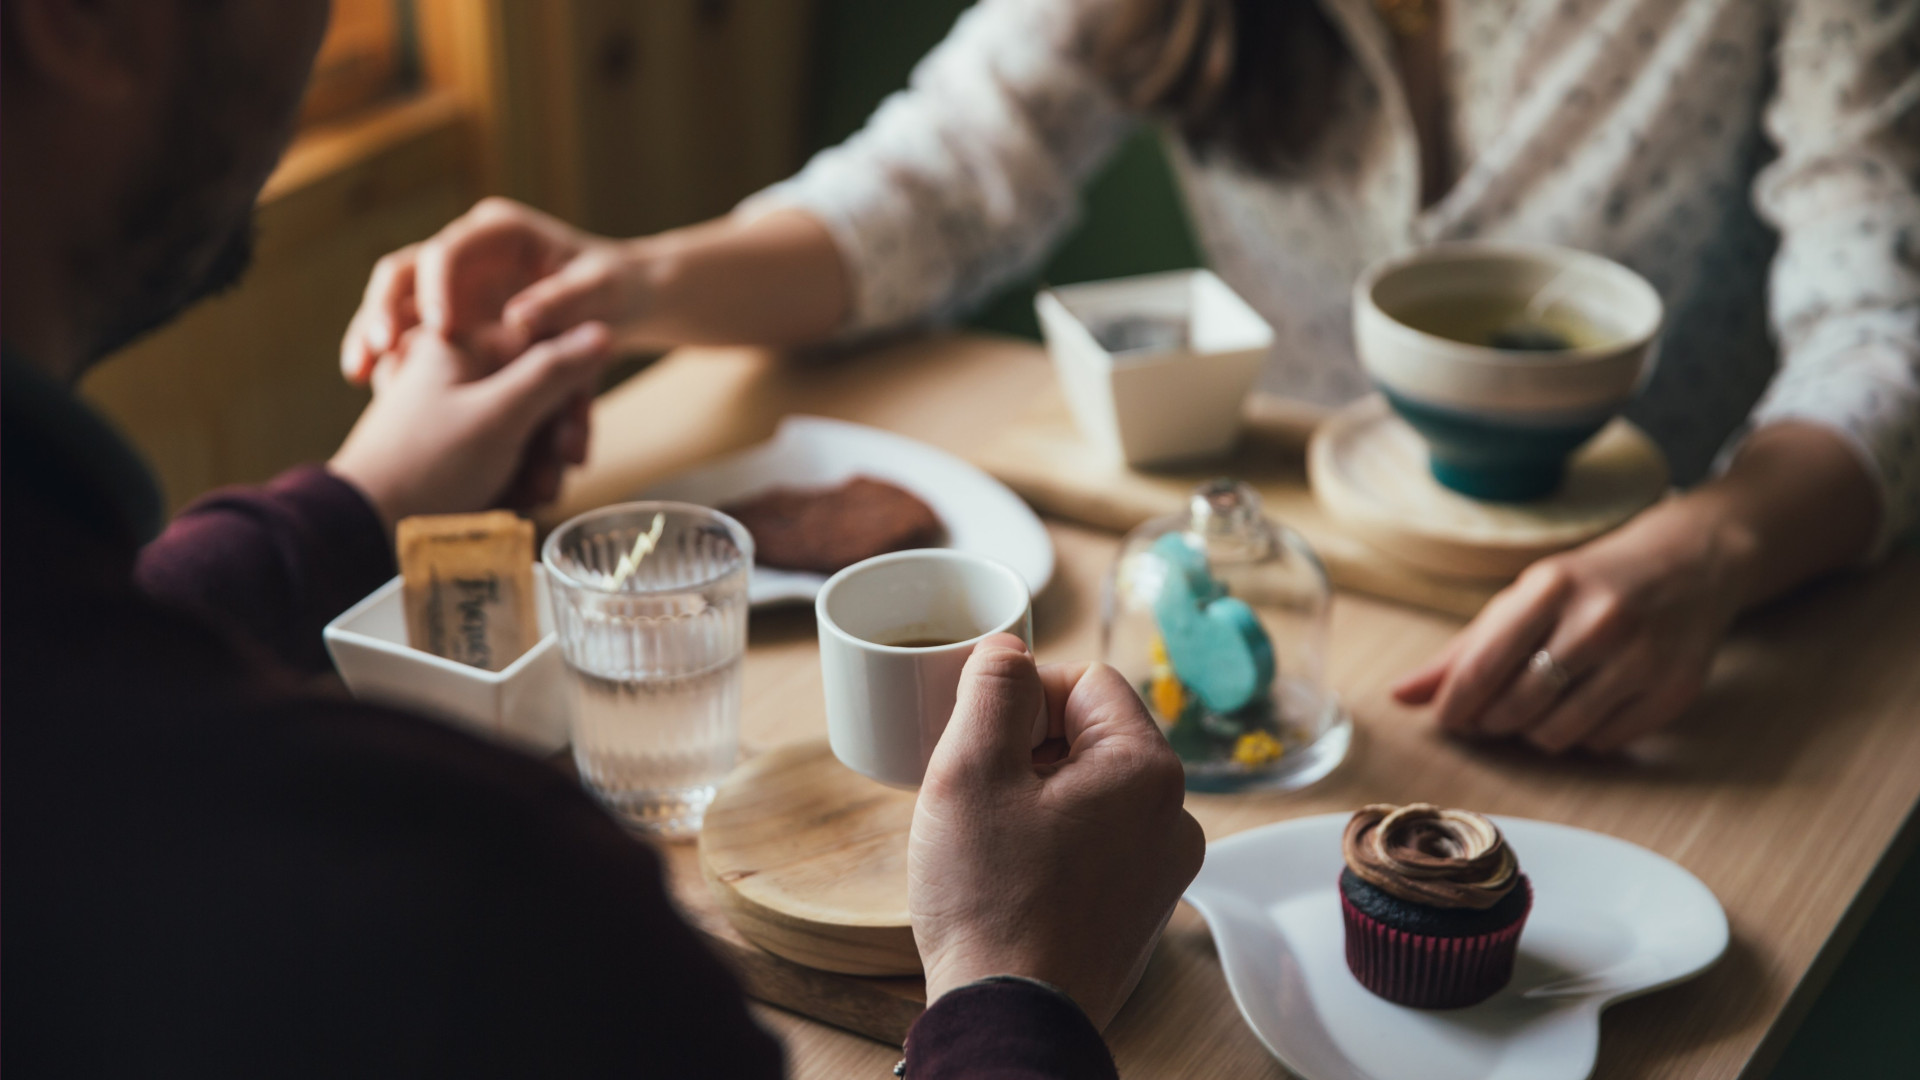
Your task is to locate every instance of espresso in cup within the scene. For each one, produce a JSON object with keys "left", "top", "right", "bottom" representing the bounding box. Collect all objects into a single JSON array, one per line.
[
  {"left": 875, "top": 634, "right": 970, "bottom": 648},
  {"left": 815, "top": 550, "right": 1043, "bottom": 787}
]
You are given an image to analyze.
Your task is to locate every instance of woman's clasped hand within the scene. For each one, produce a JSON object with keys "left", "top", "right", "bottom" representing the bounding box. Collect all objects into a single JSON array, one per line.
[
  {"left": 340, "top": 197, "right": 848, "bottom": 386},
  {"left": 1390, "top": 508, "right": 1747, "bottom": 755}
]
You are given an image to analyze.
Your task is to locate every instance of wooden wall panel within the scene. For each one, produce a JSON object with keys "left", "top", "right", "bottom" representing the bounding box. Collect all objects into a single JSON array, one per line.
[
  {"left": 416, "top": 0, "right": 582, "bottom": 218},
  {"left": 420, "top": 0, "right": 817, "bottom": 236},
  {"left": 565, "top": 0, "right": 816, "bottom": 236},
  {"left": 300, "top": 0, "right": 404, "bottom": 127}
]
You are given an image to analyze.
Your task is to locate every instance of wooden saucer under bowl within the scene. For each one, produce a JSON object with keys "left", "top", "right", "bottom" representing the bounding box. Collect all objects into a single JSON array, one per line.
[{"left": 1308, "top": 395, "right": 1669, "bottom": 581}]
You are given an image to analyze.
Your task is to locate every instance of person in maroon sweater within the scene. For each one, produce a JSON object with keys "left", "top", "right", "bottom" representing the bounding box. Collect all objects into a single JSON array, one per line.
[{"left": 3, "top": 1, "right": 1205, "bottom": 1076}]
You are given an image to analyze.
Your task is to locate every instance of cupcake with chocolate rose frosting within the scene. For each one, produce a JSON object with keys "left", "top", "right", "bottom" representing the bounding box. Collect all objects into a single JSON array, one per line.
[{"left": 1339, "top": 803, "right": 1533, "bottom": 1008}]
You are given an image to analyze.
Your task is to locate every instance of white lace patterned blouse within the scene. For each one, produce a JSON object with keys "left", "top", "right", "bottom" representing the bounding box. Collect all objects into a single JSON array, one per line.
[{"left": 742, "top": 0, "right": 1920, "bottom": 549}]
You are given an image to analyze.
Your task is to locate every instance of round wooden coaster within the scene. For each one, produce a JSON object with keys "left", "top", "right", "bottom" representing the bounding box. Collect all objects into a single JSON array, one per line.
[
  {"left": 1308, "top": 395, "right": 1670, "bottom": 582},
  {"left": 698, "top": 740, "right": 920, "bottom": 976}
]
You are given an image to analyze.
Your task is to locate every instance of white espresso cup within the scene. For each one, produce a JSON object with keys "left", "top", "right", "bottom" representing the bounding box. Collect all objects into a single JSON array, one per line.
[{"left": 816, "top": 549, "right": 1045, "bottom": 787}]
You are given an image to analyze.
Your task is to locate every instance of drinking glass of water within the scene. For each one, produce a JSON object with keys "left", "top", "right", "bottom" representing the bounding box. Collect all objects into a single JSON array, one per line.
[{"left": 543, "top": 502, "right": 752, "bottom": 838}]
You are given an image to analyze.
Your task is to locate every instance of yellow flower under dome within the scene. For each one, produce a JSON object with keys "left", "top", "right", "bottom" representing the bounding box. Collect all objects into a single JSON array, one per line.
[{"left": 1232, "top": 730, "right": 1285, "bottom": 768}]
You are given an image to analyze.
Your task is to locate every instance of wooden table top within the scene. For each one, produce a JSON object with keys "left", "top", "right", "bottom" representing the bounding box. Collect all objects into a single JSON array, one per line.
[{"left": 562, "top": 333, "right": 1920, "bottom": 1080}]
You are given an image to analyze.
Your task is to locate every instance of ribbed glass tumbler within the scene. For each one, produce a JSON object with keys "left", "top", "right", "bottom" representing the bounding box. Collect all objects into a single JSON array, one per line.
[{"left": 543, "top": 502, "right": 752, "bottom": 838}]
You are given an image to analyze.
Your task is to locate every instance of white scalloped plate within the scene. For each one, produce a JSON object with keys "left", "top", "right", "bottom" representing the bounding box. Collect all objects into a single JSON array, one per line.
[
  {"left": 1183, "top": 814, "right": 1727, "bottom": 1080},
  {"left": 639, "top": 416, "right": 1054, "bottom": 607}
]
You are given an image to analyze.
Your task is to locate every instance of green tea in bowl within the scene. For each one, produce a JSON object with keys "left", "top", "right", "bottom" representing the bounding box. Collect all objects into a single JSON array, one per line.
[
  {"left": 1388, "top": 294, "right": 1618, "bottom": 353},
  {"left": 1352, "top": 242, "right": 1664, "bottom": 501}
]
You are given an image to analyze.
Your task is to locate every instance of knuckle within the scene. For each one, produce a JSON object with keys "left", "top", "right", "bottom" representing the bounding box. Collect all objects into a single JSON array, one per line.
[
  {"left": 917, "top": 760, "right": 970, "bottom": 805},
  {"left": 1089, "top": 664, "right": 1157, "bottom": 719},
  {"left": 579, "top": 262, "right": 620, "bottom": 294},
  {"left": 929, "top": 742, "right": 1006, "bottom": 797},
  {"left": 965, "top": 645, "right": 1034, "bottom": 684},
  {"left": 1584, "top": 590, "right": 1637, "bottom": 638},
  {"left": 1102, "top": 733, "right": 1156, "bottom": 776},
  {"left": 1079, "top": 661, "right": 1128, "bottom": 693},
  {"left": 1521, "top": 559, "right": 1572, "bottom": 597},
  {"left": 1155, "top": 763, "right": 1190, "bottom": 810},
  {"left": 1136, "top": 745, "right": 1189, "bottom": 805},
  {"left": 1450, "top": 654, "right": 1497, "bottom": 693},
  {"left": 474, "top": 196, "right": 519, "bottom": 218},
  {"left": 550, "top": 332, "right": 603, "bottom": 366},
  {"left": 1177, "top": 813, "right": 1206, "bottom": 872}
]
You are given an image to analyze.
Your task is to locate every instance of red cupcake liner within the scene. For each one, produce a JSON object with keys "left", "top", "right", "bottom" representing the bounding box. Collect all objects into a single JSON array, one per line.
[{"left": 1340, "top": 875, "right": 1532, "bottom": 1009}]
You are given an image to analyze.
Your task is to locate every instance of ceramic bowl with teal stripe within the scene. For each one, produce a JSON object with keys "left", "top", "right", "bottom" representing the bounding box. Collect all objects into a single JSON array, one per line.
[{"left": 1353, "top": 243, "right": 1663, "bottom": 502}]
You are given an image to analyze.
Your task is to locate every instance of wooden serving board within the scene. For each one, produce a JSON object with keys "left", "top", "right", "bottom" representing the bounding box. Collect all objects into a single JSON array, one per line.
[{"left": 971, "top": 390, "right": 1504, "bottom": 618}]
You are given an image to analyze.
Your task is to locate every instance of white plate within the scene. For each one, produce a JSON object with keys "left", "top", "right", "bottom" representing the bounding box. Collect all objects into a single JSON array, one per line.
[
  {"left": 1183, "top": 814, "right": 1728, "bottom": 1080},
  {"left": 639, "top": 416, "right": 1055, "bottom": 607}
]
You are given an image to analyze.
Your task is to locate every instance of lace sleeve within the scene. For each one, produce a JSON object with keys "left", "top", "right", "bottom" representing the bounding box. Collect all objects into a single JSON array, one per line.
[
  {"left": 737, "top": 0, "right": 1136, "bottom": 337},
  {"left": 1748, "top": 0, "right": 1920, "bottom": 554}
]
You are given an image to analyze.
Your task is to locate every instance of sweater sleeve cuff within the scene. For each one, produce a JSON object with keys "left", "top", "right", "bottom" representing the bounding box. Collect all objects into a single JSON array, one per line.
[
  {"left": 903, "top": 976, "right": 1116, "bottom": 1080},
  {"left": 1738, "top": 340, "right": 1920, "bottom": 562},
  {"left": 137, "top": 464, "right": 396, "bottom": 675},
  {"left": 270, "top": 464, "right": 396, "bottom": 591},
  {"left": 735, "top": 179, "right": 915, "bottom": 342}
]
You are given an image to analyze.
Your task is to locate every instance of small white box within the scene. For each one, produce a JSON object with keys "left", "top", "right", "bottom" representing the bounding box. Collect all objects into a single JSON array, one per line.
[
  {"left": 323, "top": 565, "right": 571, "bottom": 755},
  {"left": 1037, "top": 269, "right": 1273, "bottom": 467}
]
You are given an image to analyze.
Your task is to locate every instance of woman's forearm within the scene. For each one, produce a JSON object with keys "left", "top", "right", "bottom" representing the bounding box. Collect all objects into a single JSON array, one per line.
[
  {"left": 627, "top": 208, "right": 852, "bottom": 348},
  {"left": 1687, "top": 420, "right": 1881, "bottom": 612}
]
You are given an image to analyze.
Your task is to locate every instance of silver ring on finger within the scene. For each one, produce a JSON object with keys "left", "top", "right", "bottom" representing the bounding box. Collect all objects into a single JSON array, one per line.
[{"left": 1528, "top": 649, "right": 1572, "bottom": 695}]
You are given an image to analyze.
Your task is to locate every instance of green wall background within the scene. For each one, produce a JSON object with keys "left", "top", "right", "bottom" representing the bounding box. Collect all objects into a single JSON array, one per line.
[{"left": 803, "top": 4, "right": 1918, "bottom": 1076}]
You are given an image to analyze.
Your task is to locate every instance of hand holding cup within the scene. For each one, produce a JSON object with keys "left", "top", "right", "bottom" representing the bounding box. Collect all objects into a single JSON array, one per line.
[{"left": 909, "top": 636, "right": 1205, "bottom": 1030}]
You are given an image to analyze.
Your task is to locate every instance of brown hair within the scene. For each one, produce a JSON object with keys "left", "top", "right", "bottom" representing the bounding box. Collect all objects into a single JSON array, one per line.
[{"left": 1095, "top": 0, "right": 1348, "bottom": 173}]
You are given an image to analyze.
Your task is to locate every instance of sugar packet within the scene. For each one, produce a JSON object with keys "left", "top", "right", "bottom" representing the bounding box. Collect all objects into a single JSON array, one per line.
[{"left": 396, "top": 511, "right": 538, "bottom": 672}]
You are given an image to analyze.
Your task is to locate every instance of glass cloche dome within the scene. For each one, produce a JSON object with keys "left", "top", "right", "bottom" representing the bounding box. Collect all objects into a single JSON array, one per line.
[{"left": 1103, "top": 479, "right": 1350, "bottom": 791}]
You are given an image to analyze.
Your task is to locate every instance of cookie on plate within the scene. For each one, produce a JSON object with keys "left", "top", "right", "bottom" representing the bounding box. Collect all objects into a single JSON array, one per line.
[{"left": 720, "top": 476, "right": 942, "bottom": 575}]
